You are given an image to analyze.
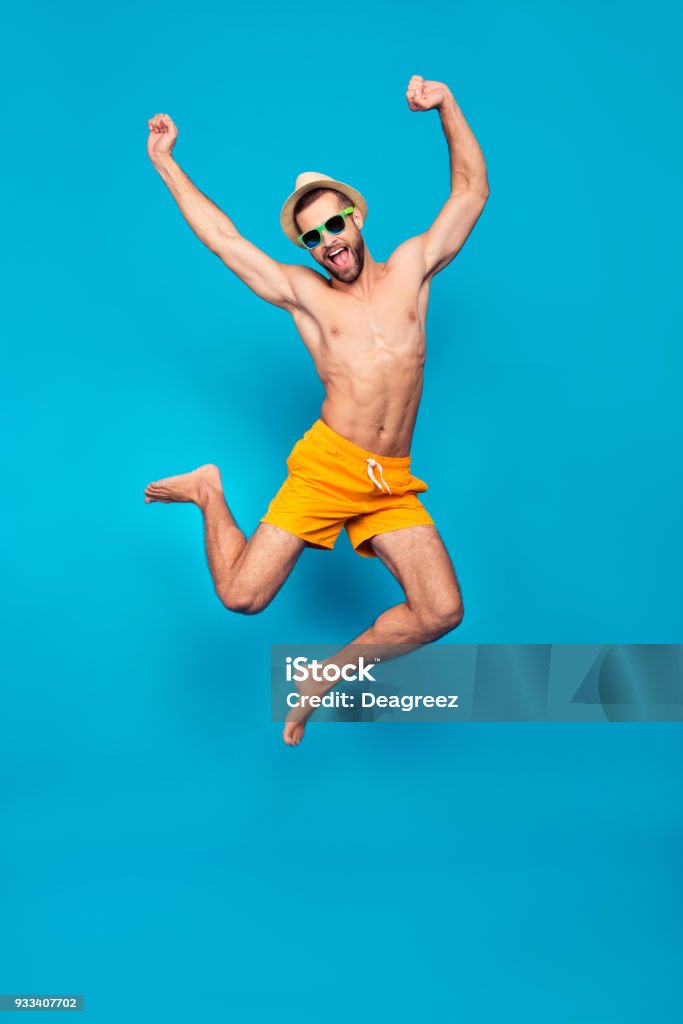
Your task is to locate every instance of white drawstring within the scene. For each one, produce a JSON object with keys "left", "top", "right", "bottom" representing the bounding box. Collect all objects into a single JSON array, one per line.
[{"left": 366, "top": 457, "right": 392, "bottom": 494}]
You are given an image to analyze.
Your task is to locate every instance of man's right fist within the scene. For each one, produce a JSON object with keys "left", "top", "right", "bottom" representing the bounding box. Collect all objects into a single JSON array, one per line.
[{"left": 147, "top": 113, "right": 178, "bottom": 161}]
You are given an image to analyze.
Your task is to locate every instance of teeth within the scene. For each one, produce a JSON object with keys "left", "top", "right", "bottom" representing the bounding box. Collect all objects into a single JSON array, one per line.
[{"left": 329, "top": 246, "right": 345, "bottom": 257}]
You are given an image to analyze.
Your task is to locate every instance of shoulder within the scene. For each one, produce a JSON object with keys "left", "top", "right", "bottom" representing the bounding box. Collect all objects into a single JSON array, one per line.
[
  {"left": 284, "top": 263, "right": 329, "bottom": 287},
  {"left": 282, "top": 263, "right": 331, "bottom": 310},
  {"left": 385, "top": 234, "right": 428, "bottom": 274},
  {"left": 384, "top": 234, "right": 429, "bottom": 283}
]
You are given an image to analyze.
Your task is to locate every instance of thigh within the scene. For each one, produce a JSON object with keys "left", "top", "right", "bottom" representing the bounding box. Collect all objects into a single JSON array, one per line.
[
  {"left": 370, "top": 524, "right": 462, "bottom": 608},
  {"left": 234, "top": 522, "right": 306, "bottom": 604}
]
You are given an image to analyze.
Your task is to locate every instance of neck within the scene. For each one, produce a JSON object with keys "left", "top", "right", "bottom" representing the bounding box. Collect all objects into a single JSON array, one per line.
[{"left": 328, "top": 247, "right": 386, "bottom": 298}]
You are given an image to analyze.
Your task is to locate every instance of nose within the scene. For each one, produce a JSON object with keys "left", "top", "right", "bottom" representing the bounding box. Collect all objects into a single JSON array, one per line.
[{"left": 322, "top": 230, "right": 348, "bottom": 254}]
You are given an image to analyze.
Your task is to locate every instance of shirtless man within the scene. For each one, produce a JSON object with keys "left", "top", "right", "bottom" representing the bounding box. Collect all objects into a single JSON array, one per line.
[{"left": 144, "top": 74, "right": 490, "bottom": 746}]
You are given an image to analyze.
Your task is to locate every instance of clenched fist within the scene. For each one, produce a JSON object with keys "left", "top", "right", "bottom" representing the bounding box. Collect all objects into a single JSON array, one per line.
[
  {"left": 147, "top": 113, "right": 178, "bottom": 161},
  {"left": 406, "top": 75, "right": 449, "bottom": 112}
]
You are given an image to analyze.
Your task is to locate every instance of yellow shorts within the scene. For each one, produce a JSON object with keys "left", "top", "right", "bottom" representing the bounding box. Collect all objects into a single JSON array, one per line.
[{"left": 260, "top": 418, "right": 435, "bottom": 558}]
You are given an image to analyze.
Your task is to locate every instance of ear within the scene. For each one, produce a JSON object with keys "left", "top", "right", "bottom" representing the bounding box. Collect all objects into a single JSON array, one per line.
[{"left": 352, "top": 208, "right": 364, "bottom": 231}]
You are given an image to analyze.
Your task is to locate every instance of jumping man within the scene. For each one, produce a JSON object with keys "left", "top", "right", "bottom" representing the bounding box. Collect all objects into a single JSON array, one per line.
[{"left": 144, "top": 74, "right": 490, "bottom": 746}]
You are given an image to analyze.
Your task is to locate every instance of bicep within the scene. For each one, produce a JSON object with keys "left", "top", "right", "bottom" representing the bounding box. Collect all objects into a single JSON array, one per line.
[
  {"left": 422, "top": 188, "right": 489, "bottom": 278},
  {"left": 211, "top": 229, "right": 299, "bottom": 310}
]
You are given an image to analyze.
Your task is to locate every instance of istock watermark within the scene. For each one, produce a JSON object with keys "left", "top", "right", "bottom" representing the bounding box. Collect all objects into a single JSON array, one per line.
[
  {"left": 270, "top": 644, "right": 683, "bottom": 723},
  {"left": 285, "top": 655, "right": 379, "bottom": 684}
]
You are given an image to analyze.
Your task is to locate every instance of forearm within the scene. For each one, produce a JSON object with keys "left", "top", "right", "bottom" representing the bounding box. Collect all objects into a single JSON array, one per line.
[
  {"left": 151, "top": 153, "right": 238, "bottom": 251},
  {"left": 438, "top": 91, "right": 489, "bottom": 197}
]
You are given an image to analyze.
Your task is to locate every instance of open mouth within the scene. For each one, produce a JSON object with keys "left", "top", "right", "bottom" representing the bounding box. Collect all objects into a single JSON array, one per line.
[{"left": 327, "top": 245, "right": 350, "bottom": 268}]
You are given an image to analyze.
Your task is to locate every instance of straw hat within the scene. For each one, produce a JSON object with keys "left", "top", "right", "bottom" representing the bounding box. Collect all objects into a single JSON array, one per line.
[{"left": 280, "top": 171, "right": 368, "bottom": 248}]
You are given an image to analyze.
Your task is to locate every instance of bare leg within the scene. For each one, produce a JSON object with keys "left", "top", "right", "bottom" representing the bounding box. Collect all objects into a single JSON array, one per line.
[
  {"left": 283, "top": 524, "right": 464, "bottom": 746},
  {"left": 144, "top": 464, "right": 304, "bottom": 612}
]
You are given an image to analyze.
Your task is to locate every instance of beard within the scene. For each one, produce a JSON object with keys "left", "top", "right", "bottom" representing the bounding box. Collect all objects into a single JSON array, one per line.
[{"left": 324, "top": 234, "right": 365, "bottom": 283}]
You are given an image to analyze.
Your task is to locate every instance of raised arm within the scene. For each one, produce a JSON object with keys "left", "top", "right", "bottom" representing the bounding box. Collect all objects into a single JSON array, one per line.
[
  {"left": 404, "top": 76, "right": 490, "bottom": 280},
  {"left": 147, "top": 113, "right": 300, "bottom": 311}
]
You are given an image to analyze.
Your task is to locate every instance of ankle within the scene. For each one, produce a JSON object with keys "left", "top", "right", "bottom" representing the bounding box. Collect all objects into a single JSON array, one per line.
[{"left": 196, "top": 478, "right": 222, "bottom": 511}]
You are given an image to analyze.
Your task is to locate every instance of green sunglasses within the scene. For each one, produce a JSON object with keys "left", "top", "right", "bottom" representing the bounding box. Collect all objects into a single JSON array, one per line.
[{"left": 298, "top": 206, "right": 355, "bottom": 249}]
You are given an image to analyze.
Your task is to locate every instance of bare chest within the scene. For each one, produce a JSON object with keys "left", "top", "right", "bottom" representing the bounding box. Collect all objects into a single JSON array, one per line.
[{"left": 293, "top": 272, "right": 430, "bottom": 364}]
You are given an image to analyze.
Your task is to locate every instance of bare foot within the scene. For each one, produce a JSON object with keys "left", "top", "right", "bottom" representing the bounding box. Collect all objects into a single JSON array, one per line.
[
  {"left": 144, "top": 463, "right": 221, "bottom": 507},
  {"left": 282, "top": 663, "right": 335, "bottom": 747},
  {"left": 283, "top": 720, "right": 307, "bottom": 746}
]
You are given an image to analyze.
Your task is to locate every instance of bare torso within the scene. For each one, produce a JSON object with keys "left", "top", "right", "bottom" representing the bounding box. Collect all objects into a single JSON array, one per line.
[{"left": 287, "top": 242, "right": 432, "bottom": 457}]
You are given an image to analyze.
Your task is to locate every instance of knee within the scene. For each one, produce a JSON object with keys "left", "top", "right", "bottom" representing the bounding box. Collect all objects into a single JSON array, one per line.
[
  {"left": 216, "top": 582, "right": 268, "bottom": 616},
  {"left": 419, "top": 593, "right": 464, "bottom": 640}
]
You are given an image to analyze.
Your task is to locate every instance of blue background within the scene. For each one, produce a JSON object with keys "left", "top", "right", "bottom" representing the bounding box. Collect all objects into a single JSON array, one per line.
[{"left": 2, "top": 0, "right": 682, "bottom": 1019}]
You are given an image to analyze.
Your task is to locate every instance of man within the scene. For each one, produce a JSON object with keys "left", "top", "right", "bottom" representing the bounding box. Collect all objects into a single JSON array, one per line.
[{"left": 144, "top": 74, "right": 490, "bottom": 746}]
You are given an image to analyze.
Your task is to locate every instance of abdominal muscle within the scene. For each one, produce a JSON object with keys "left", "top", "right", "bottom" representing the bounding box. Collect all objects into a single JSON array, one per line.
[{"left": 319, "top": 352, "right": 425, "bottom": 457}]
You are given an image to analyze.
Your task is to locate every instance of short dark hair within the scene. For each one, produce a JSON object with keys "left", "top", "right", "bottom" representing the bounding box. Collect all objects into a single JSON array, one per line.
[{"left": 293, "top": 187, "right": 353, "bottom": 235}]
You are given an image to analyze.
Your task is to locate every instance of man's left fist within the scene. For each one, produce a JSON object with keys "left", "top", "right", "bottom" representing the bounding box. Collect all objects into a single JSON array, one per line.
[{"left": 406, "top": 75, "right": 449, "bottom": 112}]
